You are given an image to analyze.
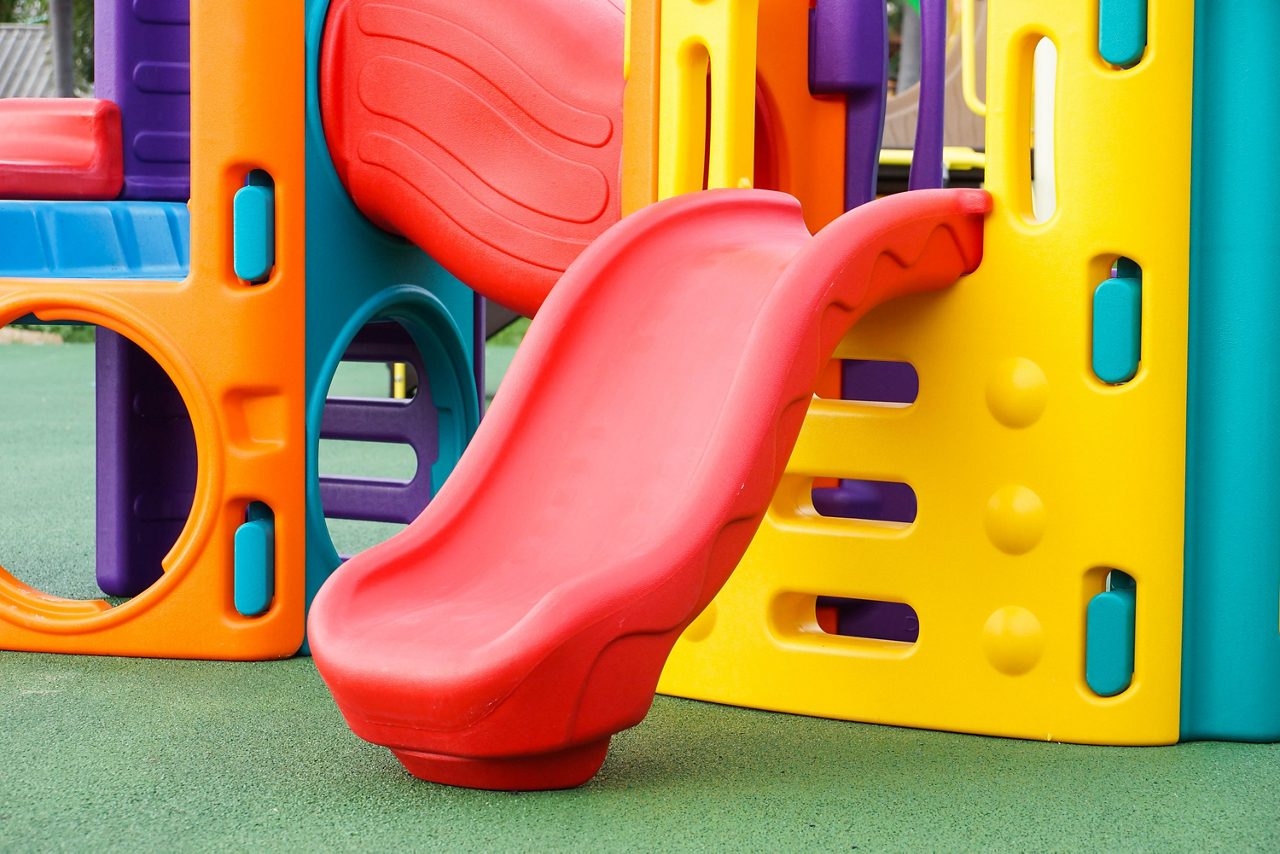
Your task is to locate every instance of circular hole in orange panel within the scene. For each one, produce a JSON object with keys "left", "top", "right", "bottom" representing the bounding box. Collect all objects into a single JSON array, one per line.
[{"left": 0, "top": 320, "right": 196, "bottom": 606}]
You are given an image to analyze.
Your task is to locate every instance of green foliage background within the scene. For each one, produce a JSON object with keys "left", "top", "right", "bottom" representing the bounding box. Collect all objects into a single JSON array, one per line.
[{"left": 0, "top": 0, "right": 94, "bottom": 92}]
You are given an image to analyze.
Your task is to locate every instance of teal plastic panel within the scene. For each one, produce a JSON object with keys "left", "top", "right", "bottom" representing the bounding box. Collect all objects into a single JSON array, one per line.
[
  {"left": 300, "top": 0, "right": 480, "bottom": 650},
  {"left": 0, "top": 201, "right": 189, "bottom": 280},
  {"left": 1098, "top": 0, "right": 1147, "bottom": 67},
  {"left": 1086, "top": 572, "right": 1136, "bottom": 697},
  {"left": 234, "top": 503, "right": 276, "bottom": 617},
  {"left": 233, "top": 183, "right": 275, "bottom": 283},
  {"left": 1183, "top": 0, "right": 1280, "bottom": 741},
  {"left": 1093, "top": 265, "right": 1142, "bottom": 384}
]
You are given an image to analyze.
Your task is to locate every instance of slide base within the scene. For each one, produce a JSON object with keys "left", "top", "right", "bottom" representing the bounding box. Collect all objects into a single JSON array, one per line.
[{"left": 392, "top": 739, "right": 611, "bottom": 791}]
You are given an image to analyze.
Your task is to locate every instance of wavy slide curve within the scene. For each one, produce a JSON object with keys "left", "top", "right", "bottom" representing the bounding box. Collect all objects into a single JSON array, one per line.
[
  {"left": 321, "top": 0, "right": 625, "bottom": 316},
  {"left": 309, "top": 188, "right": 989, "bottom": 790}
]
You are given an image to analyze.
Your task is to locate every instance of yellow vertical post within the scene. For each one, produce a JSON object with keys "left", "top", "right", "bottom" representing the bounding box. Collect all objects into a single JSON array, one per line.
[{"left": 621, "top": 0, "right": 759, "bottom": 213}]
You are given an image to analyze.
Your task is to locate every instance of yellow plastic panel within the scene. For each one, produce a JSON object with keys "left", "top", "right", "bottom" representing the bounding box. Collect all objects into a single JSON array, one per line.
[
  {"left": 661, "top": 0, "right": 1192, "bottom": 745},
  {"left": 623, "top": 0, "right": 842, "bottom": 230},
  {"left": 0, "top": 1, "right": 306, "bottom": 659},
  {"left": 622, "top": 0, "right": 758, "bottom": 211}
]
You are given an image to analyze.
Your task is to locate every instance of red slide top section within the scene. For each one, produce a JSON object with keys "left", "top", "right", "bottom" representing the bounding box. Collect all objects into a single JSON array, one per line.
[
  {"left": 320, "top": 0, "right": 626, "bottom": 316},
  {"left": 309, "top": 188, "right": 990, "bottom": 790},
  {"left": 0, "top": 99, "right": 124, "bottom": 201}
]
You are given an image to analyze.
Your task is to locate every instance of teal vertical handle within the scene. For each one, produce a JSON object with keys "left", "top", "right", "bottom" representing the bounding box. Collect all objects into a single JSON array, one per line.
[
  {"left": 1099, "top": 0, "right": 1148, "bottom": 68},
  {"left": 1086, "top": 572, "right": 1137, "bottom": 697},
  {"left": 235, "top": 503, "right": 275, "bottom": 617},
  {"left": 1093, "top": 264, "right": 1142, "bottom": 384},
  {"left": 233, "top": 177, "right": 276, "bottom": 283}
]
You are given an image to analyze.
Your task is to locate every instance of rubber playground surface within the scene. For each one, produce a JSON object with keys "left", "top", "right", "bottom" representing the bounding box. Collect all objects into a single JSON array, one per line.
[{"left": 1, "top": 342, "right": 1278, "bottom": 851}]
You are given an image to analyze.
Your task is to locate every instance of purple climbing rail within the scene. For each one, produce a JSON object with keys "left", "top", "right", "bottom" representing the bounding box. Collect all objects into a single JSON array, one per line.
[
  {"left": 909, "top": 0, "right": 946, "bottom": 190},
  {"left": 810, "top": 0, "right": 888, "bottom": 209},
  {"left": 319, "top": 321, "right": 439, "bottom": 533},
  {"left": 809, "top": 0, "right": 950, "bottom": 641}
]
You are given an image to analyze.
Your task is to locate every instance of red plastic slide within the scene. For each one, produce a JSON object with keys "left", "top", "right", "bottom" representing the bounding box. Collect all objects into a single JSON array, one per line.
[
  {"left": 320, "top": 0, "right": 625, "bottom": 316},
  {"left": 0, "top": 99, "right": 123, "bottom": 201},
  {"left": 309, "top": 187, "right": 989, "bottom": 790}
]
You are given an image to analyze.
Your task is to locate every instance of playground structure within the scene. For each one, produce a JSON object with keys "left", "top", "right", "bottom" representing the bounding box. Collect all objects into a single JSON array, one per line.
[
  {"left": 0, "top": 0, "right": 481, "bottom": 657},
  {"left": 0, "top": 0, "right": 1277, "bottom": 789}
]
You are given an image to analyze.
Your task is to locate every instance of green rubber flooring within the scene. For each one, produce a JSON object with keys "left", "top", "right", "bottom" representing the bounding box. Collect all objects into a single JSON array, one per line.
[{"left": 1, "top": 342, "right": 1278, "bottom": 850}]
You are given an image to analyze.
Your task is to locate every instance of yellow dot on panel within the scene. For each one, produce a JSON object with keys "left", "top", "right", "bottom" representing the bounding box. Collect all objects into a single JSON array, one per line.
[
  {"left": 982, "top": 606, "right": 1044, "bottom": 675},
  {"left": 984, "top": 484, "right": 1046, "bottom": 555},
  {"left": 986, "top": 357, "right": 1049, "bottom": 428}
]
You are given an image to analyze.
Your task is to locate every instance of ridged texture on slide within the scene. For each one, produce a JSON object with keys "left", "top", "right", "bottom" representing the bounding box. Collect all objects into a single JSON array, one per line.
[
  {"left": 309, "top": 188, "right": 989, "bottom": 790},
  {"left": 320, "top": 0, "right": 625, "bottom": 316}
]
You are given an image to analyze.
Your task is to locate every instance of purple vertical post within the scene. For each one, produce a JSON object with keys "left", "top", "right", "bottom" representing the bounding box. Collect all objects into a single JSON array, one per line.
[
  {"left": 908, "top": 0, "right": 946, "bottom": 191},
  {"left": 808, "top": 3, "right": 935, "bottom": 639},
  {"left": 94, "top": 0, "right": 191, "bottom": 200},
  {"left": 94, "top": 0, "right": 196, "bottom": 595},
  {"left": 95, "top": 331, "right": 197, "bottom": 597},
  {"left": 810, "top": 0, "right": 888, "bottom": 209}
]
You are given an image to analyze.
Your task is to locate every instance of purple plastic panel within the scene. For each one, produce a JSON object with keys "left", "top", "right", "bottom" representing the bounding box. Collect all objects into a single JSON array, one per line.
[
  {"left": 908, "top": 0, "right": 946, "bottom": 190},
  {"left": 95, "top": 330, "right": 197, "bottom": 597},
  {"left": 94, "top": 0, "right": 191, "bottom": 201},
  {"left": 811, "top": 479, "right": 917, "bottom": 523},
  {"left": 319, "top": 322, "right": 438, "bottom": 525},
  {"left": 810, "top": 360, "right": 919, "bottom": 515},
  {"left": 840, "top": 358, "right": 919, "bottom": 404},
  {"left": 810, "top": 0, "right": 888, "bottom": 209}
]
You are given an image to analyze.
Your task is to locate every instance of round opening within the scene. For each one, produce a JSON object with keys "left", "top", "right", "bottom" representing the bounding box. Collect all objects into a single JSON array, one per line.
[
  {"left": 319, "top": 319, "right": 428, "bottom": 559},
  {"left": 312, "top": 288, "right": 480, "bottom": 571},
  {"left": 0, "top": 320, "right": 196, "bottom": 604}
]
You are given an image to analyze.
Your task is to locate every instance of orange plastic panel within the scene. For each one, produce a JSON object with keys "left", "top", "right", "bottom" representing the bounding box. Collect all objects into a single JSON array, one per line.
[
  {"left": 753, "top": 0, "right": 847, "bottom": 232},
  {"left": 0, "top": 2, "right": 306, "bottom": 659}
]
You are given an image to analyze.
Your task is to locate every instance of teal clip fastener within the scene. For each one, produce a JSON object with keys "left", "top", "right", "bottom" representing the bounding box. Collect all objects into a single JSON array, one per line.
[
  {"left": 1099, "top": 0, "right": 1147, "bottom": 68},
  {"left": 234, "top": 502, "right": 275, "bottom": 617}
]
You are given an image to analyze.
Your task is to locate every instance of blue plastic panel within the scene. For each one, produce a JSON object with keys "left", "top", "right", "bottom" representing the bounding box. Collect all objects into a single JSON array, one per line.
[{"left": 0, "top": 201, "right": 189, "bottom": 280}]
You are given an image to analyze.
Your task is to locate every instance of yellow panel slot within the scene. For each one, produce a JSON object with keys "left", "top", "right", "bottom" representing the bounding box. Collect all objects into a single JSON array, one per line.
[{"left": 661, "top": 0, "right": 1192, "bottom": 746}]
